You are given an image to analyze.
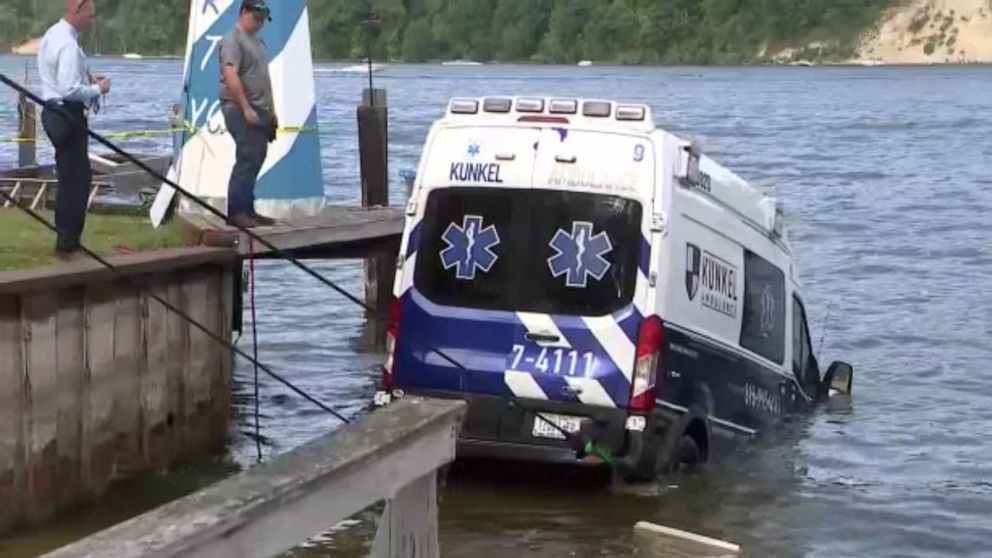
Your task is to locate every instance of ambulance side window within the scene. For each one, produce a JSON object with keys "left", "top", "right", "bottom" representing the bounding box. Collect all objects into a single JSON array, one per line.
[
  {"left": 792, "top": 296, "right": 819, "bottom": 396},
  {"left": 739, "top": 250, "right": 786, "bottom": 364}
]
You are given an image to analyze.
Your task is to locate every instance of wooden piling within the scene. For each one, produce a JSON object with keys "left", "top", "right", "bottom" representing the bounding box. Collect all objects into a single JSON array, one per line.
[
  {"left": 358, "top": 89, "right": 395, "bottom": 349},
  {"left": 18, "top": 93, "right": 37, "bottom": 169}
]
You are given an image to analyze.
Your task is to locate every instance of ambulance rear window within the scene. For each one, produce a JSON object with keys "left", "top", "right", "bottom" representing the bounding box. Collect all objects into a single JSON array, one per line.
[{"left": 414, "top": 188, "right": 642, "bottom": 316}]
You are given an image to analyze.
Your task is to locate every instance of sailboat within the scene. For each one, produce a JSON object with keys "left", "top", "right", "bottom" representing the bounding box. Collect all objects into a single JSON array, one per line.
[{"left": 152, "top": 0, "right": 326, "bottom": 226}]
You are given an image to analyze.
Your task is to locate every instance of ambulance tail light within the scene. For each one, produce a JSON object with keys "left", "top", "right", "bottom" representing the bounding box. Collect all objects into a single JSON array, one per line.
[
  {"left": 381, "top": 296, "right": 402, "bottom": 389},
  {"left": 630, "top": 316, "right": 663, "bottom": 412}
]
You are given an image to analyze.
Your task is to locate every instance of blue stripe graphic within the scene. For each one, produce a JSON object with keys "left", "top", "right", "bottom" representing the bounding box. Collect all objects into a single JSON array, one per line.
[
  {"left": 613, "top": 305, "right": 642, "bottom": 345},
  {"left": 394, "top": 290, "right": 518, "bottom": 397},
  {"left": 551, "top": 316, "right": 630, "bottom": 406},
  {"left": 530, "top": 374, "right": 581, "bottom": 404},
  {"left": 405, "top": 221, "right": 422, "bottom": 259}
]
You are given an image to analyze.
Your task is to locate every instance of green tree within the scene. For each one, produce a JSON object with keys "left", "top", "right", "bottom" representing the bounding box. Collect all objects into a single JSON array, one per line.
[
  {"left": 0, "top": 0, "right": 893, "bottom": 64},
  {"left": 402, "top": 17, "right": 433, "bottom": 61}
]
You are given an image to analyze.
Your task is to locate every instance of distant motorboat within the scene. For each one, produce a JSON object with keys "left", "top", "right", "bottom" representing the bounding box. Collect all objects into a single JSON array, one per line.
[
  {"left": 335, "top": 63, "right": 387, "bottom": 74},
  {"left": 442, "top": 60, "right": 482, "bottom": 66},
  {"left": 123, "top": 53, "right": 143, "bottom": 59},
  {"left": 861, "top": 59, "right": 884, "bottom": 67},
  {"left": 577, "top": 60, "right": 592, "bottom": 67}
]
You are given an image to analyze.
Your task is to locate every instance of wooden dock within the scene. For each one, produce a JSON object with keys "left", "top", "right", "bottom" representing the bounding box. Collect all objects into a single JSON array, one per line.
[{"left": 179, "top": 205, "right": 405, "bottom": 257}]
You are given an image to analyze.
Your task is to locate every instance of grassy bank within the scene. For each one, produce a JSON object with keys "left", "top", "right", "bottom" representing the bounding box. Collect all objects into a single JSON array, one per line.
[{"left": 0, "top": 209, "right": 186, "bottom": 272}]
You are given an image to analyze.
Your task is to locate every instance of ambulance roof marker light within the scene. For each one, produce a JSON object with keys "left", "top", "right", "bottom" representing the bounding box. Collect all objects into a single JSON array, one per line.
[
  {"left": 582, "top": 100, "right": 612, "bottom": 118},
  {"left": 515, "top": 98, "right": 545, "bottom": 113},
  {"left": 449, "top": 99, "right": 479, "bottom": 114},
  {"left": 616, "top": 105, "right": 646, "bottom": 121},
  {"left": 483, "top": 97, "right": 513, "bottom": 113},
  {"left": 549, "top": 99, "right": 578, "bottom": 114}
]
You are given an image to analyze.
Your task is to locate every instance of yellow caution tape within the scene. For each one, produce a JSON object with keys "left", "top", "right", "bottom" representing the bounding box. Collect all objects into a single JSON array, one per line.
[{"left": 0, "top": 121, "right": 317, "bottom": 144}]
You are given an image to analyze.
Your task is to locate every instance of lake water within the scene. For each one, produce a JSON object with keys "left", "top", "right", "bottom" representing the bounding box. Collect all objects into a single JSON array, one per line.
[{"left": 1, "top": 57, "right": 991, "bottom": 558}]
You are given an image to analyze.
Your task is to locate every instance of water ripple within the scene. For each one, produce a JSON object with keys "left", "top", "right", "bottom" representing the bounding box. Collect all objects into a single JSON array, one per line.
[{"left": 1, "top": 57, "right": 990, "bottom": 558}]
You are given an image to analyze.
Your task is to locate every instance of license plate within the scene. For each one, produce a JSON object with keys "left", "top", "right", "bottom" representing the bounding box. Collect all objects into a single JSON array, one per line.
[{"left": 531, "top": 413, "right": 582, "bottom": 440}]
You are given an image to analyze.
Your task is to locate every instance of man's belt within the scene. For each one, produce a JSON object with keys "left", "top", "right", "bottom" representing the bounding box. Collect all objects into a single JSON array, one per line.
[{"left": 44, "top": 99, "right": 87, "bottom": 112}]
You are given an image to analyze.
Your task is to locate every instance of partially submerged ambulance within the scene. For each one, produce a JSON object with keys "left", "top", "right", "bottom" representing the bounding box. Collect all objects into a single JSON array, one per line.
[{"left": 374, "top": 96, "right": 853, "bottom": 481}]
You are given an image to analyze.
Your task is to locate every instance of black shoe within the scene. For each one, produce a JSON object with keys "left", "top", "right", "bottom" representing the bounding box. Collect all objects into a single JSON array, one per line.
[
  {"left": 226, "top": 213, "right": 258, "bottom": 229},
  {"left": 251, "top": 212, "right": 277, "bottom": 227},
  {"left": 54, "top": 247, "right": 84, "bottom": 262}
]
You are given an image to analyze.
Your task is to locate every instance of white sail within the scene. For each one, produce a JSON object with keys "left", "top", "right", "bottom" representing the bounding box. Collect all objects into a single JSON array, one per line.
[{"left": 154, "top": 0, "right": 325, "bottom": 226}]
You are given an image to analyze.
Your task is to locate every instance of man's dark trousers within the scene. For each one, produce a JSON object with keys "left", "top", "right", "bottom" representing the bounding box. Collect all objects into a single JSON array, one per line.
[
  {"left": 223, "top": 103, "right": 270, "bottom": 218},
  {"left": 41, "top": 101, "right": 90, "bottom": 253}
]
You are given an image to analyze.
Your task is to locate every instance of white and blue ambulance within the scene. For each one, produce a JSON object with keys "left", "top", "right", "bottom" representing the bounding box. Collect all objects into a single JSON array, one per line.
[{"left": 374, "top": 96, "right": 853, "bottom": 481}]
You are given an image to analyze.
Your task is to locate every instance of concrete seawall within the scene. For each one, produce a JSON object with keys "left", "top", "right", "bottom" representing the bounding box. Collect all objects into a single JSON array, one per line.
[{"left": 0, "top": 248, "right": 238, "bottom": 533}]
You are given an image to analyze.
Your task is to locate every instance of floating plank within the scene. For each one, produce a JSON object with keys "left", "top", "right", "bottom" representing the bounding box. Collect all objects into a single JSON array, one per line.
[
  {"left": 632, "top": 521, "right": 741, "bottom": 558},
  {"left": 179, "top": 205, "right": 404, "bottom": 257}
]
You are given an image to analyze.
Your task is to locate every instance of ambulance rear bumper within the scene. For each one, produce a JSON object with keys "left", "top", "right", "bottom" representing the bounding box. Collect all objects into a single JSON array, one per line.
[{"left": 373, "top": 388, "right": 649, "bottom": 472}]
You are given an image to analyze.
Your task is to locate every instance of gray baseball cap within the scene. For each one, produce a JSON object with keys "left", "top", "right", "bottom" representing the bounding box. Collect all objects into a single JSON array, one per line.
[{"left": 241, "top": 0, "right": 271, "bottom": 21}]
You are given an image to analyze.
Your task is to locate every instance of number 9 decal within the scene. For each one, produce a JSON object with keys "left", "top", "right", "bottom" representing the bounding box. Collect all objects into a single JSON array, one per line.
[{"left": 634, "top": 144, "right": 645, "bottom": 162}]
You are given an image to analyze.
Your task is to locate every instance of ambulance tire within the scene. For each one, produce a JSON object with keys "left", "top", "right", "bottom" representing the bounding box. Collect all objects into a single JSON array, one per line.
[
  {"left": 654, "top": 416, "right": 709, "bottom": 477},
  {"left": 625, "top": 424, "right": 703, "bottom": 482},
  {"left": 668, "top": 435, "right": 702, "bottom": 474}
]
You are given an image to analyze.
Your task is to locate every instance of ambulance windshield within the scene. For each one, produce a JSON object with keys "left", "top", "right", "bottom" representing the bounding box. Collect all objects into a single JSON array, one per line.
[{"left": 414, "top": 187, "right": 643, "bottom": 316}]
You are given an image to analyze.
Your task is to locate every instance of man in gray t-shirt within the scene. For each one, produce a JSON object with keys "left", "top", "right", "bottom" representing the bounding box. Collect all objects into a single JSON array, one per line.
[{"left": 218, "top": 0, "right": 276, "bottom": 228}]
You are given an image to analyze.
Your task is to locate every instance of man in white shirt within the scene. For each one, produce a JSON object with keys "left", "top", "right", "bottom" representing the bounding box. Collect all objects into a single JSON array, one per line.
[{"left": 37, "top": 0, "right": 110, "bottom": 257}]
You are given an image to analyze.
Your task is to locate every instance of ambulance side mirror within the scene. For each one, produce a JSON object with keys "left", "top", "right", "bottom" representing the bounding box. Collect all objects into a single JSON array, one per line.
[{"left": 821, "top": 361, "right": 853, "bottom": 397}]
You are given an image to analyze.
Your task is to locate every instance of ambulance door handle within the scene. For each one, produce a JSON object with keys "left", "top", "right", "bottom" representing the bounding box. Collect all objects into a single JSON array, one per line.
[
  {"left": 495, "top": 153, "right": 516, "bottom": 161},
  {"left": 555, "top": 155, "right": 577, "bottom": 164},
  {"left": 525, "top": 332, "right": 561, "bottom": 343},
  {"left": 561, "top": 385, "right": 583, "bottom": 396}
]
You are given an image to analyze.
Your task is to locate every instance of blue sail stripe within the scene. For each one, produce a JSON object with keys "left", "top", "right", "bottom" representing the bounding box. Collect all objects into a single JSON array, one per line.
[
  {"left": 255, "top": 107, "right": 323, "bottom": 199},
  {"left": 180, "top": 1, "right": 323, "bottom": 208}
]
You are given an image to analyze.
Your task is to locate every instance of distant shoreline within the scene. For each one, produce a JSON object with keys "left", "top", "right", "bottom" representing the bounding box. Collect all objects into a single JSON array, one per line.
[{"left": 3, "top": 52, "right": 991, "bottom": 68}]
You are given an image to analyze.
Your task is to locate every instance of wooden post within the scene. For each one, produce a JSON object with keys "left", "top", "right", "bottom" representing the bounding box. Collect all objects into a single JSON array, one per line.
[
  {"left": 359, "top": 88, "right": 388, "bottom": 208},
  {"left": 358, "top": 89, "right": 394, "bottom": 349},
  {"left": 18, "top": 93, "right": 37, "bottom": 169}
]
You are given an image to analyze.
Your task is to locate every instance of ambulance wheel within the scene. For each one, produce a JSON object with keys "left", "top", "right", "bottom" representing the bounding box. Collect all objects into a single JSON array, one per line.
[
  {"left": 669, "top": 435, "right": 702, "bottom": 474},
  {"left": 655, "top": 432, "right": 704, "bottom": 477}
]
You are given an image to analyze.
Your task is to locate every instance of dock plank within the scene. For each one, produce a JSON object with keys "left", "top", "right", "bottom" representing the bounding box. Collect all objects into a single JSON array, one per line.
[{"left": 179, "top": 206, "right": 404, "bottom": 256}]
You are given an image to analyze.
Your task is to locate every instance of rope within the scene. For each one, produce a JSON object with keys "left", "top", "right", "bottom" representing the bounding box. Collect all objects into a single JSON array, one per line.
[
  {"left": 0, "top": 122, "right": 318, "bottom": 144},
  {"left": 0, "top": 73, "right": 603, "bottom": 458},
  {"left": 249, "top": 236, "right": 263, "bottom": 462},
  {"left": 0, "top": 188, "right": 351, "bottom": 425}
]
